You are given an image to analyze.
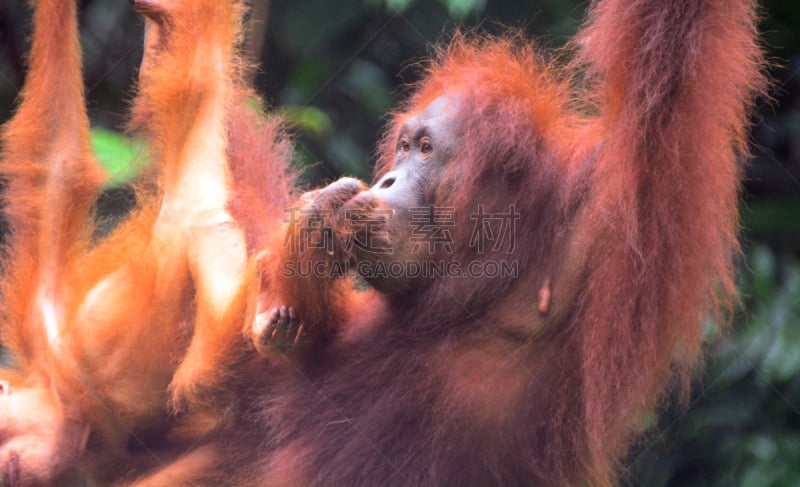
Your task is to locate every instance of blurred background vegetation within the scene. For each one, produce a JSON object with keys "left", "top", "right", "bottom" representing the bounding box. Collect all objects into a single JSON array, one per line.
[{"left": 0, "top": 0, "right": 798, "bottom": 485}]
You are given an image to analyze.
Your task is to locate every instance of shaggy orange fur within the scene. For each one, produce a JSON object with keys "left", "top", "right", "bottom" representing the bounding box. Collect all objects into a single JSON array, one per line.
[
  {"left": 243, "top": 0, "right": 766, "bottom": 485},
  {"left": 0, "top": 0, "right": 294, "bottom": 483}
]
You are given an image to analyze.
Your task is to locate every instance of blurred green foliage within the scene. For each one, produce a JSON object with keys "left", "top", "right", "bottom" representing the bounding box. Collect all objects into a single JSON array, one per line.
[
  {"left": 368, "top": 0, "right": 486, "bottom": 17},
  {"left": 91, "top": 128, "right": 149, "bottom": 186},
  {"left": 626, "top": 246, "right": 800, "bottom": 487}
]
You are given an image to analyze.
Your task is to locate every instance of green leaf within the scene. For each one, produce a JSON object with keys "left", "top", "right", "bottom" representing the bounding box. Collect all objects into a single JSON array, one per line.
[
  {"left": 441, "top": 0, "right": 486, "bottom": 17},
  {"left": 282, "top": 105, "right": 333, "bottom": 137},
  {"left": 91, "top": 128, "right": 151, "bottom": 186}
]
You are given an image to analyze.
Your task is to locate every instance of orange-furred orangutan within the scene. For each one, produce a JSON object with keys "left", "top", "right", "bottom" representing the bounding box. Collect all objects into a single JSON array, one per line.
[
  {"left": 246, "top": 0, "right": 767, "bottom": 485},
  {"left": 0, "top": 0, "right": 767, "bottom": 484},
  {"left": 0, "top": 0, "right": 294, "bottom": 484}
]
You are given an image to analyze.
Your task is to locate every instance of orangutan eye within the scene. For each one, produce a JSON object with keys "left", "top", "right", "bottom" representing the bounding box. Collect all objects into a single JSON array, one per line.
[
  {"left": 420, "top": 137, "right": 433, "bottom": 155},
  {"left": 399, "top": 138, "right": 410, "bottom": 153}
]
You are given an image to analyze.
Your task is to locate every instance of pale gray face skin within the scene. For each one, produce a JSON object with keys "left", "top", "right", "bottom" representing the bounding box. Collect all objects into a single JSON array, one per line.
[
  {"left": 0, "top": 381, "right": 88, "bottom": 487},
  {"left": 371, "top": 94, "right": 463, "bottom": 208},
  {"left": 355, "top": 95, "right": 464, "bottom": 294}
]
